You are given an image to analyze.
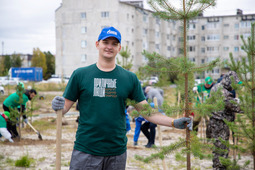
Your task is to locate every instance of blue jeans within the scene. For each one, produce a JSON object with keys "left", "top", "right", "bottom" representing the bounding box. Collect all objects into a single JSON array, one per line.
[{"left": 133, "top": 117, "right": 145, "bottom": 142}]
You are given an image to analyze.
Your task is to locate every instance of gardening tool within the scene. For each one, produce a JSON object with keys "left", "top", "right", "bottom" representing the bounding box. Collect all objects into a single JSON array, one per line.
[{"left": 26, "top": 121, "right": 43, "bottom": 140}]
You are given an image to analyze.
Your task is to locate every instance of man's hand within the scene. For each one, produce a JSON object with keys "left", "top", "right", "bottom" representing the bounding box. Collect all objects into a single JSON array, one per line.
[
  {"left": 24, "top": 118, "right": 28, "bottom": 124},
  {"left": 52, "top": 96, "right": 65, "bottom": 111},
  {"left": 173, "top": 117, "right": 193, "bottom": 131}
]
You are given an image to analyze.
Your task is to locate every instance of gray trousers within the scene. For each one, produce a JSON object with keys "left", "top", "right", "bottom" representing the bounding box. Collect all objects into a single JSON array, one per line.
[{"left": 69, "top": 149, "right": 127, "bottom": 170}]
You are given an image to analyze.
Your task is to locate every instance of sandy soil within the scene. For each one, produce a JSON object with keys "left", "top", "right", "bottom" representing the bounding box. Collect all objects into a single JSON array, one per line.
[{"left": 0, "top": 114, "right": 253, "bottom": 170}]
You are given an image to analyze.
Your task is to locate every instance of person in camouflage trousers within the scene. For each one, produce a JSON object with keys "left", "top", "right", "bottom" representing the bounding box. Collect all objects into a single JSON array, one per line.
[{"left": 207, "top": 71, "right": 242, "bottom": 170}]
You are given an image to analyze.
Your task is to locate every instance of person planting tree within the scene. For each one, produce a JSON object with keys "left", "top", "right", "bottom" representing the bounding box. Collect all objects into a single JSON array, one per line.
[{"left": 0, "top": 111, "right": 14, "bottom": 143}]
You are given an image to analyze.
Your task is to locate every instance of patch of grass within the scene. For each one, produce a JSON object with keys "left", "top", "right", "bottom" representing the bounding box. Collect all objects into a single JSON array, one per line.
[
  {"left": 6, "top": 157, "right": 15, "bottom": 166},
  {"left": 38, "top": 157, "right": 46, "bottom": 162},
  {"left": 0, "top": 154, "right": 4, "bottom": 161},
  {"left": 35, "top": 82, "right": 66, "bottom": 92},
  {"left": 15, "top": 155, "right": 35, "bottom": 168},
  {"left": 31, "top": 119, "right": 56, "bottom": 131}
]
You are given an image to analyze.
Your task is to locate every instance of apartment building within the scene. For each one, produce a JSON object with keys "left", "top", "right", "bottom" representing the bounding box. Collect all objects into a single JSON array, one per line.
[{"left": 55, "top": 0, "right": 255, "bottom": 80}]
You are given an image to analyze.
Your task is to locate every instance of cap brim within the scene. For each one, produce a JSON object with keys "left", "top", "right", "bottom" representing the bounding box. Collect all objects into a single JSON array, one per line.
[{"left": 101, "top": 35, "right": 120, "bottom": 43}]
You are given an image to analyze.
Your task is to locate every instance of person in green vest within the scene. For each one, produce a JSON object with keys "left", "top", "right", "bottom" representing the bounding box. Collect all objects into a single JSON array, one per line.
[
  {"left": 2, "top": 89, "right": 37, "bottom": 138},
  {"left": 52, "top": 26, "right": 193, "bottom": 170},
  {"left": 193, "top": 76, "right": 215, "bottom": 132},
  {"left": 0, "top": 111, "right": 14, "bottom": 143}
]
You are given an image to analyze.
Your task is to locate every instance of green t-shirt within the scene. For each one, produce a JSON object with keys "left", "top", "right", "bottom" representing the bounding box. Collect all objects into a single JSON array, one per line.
[
  {"left": 63, "top": 64, "right": 145, "bottom": 156},
  {"left": 3, "top": 92, "right": 29, "bottom": 109},
  {"left": 0, "top": 115, "right": 7, "bottom": 128},
  {"left": 196, "top": 83, "right": 212, "bottom": 103}
]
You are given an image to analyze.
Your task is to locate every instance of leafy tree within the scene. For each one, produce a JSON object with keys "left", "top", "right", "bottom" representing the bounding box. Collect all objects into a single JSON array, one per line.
[
  {"left": 11, "top": 54, "right": 22, "bottom": 67},
  {"left": 117, "top": 46, "right": 133, "bottom": 70},
  {"left": 31, "top": 48, "right": 47, "bottom": 79},
  {"left": 44, "top": 51, "right": 55, "bottom": 80},
  {"left": 3, "top": 55, "right": 12, "bottom": 73}
]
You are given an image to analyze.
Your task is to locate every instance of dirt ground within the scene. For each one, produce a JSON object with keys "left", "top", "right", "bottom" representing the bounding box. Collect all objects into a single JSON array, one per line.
[{"left": 0, "top": 90, "right": 254, "bottom": 169}]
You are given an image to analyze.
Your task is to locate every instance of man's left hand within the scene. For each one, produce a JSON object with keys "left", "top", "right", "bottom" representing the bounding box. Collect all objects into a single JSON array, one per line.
[{"left": 173, "top": 117, "right": 193, "bottom": 131}]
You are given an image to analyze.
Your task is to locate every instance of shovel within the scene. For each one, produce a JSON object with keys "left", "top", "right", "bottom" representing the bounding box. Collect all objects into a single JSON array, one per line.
[{"left": 26, "top": 121, "right": 43, "bottom": 140}]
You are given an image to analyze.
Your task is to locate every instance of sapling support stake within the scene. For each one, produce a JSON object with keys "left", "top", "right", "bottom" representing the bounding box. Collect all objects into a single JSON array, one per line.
[{"left": 56, "top": 109, "right": 62, "bottom": 170}]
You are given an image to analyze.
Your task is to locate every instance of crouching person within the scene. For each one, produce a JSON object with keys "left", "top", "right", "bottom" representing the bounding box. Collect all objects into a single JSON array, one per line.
[{"left": 0, "top": 111, "right": 14, "bottom": 143}]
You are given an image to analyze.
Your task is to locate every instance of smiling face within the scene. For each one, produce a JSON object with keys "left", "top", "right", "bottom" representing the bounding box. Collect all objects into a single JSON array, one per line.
[{"left": 96, "top": 37, "right": 121, "bottom": 60}]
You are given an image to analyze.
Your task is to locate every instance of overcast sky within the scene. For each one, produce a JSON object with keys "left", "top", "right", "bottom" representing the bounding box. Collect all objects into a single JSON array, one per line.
[{"left": 0, "top": 0, "right": 255, "bottom": 55}]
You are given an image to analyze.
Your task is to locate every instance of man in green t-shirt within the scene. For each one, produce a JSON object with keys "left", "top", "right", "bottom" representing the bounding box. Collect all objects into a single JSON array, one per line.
[
  {"left": 52, "top": 26, "right": 193, "bottom": 170},
  {"left": 193, "top": 76, "right": 214, "bottom": 132},
  {"left": 3, "top": 89, "right": 37, "bottom": 138}
]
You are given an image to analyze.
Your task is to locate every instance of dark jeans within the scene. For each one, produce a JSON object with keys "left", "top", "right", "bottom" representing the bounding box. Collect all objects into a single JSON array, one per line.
[{"left": 141, "top": 122, "right": 157, "bottom": 145}]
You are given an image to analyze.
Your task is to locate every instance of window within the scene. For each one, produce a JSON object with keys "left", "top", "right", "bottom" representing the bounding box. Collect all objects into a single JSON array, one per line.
[
  {"left": 81, "top": 40, "right": 87, "bottom": 48},
  {"left": 243, "top": 33, "right": 251, "bottom": 40},
  {"left": 81, "top": 54, "right": 87, "bottom": 62},
  {"left": 189, "top": 23, "right": 196, "bottom": 30},
  {"left": 201, "top": 36, "right": 205, "bottom": 41},
  {"left": 207, "top": 34, "right": 220, "bottom": 41},
  {"left": 234, "top": 47, "right": 239, "bottom": 52},
  {"left": 223, "top": 47, "right": 229, "bottom": 51},
  {"left": 143, "top": 42, "right": 148, "bottom": 49},
  {"left": 207, "top": 47, "right": 219, "bottom": 52},
  {"left": 187, "top": 35, "right": 196, "bottom": 40},
  {"left": 201, "top": 48, "right": 205, "bottom": 53},
  {"left": 167, "top": 34, "right": 170, "bottom": 40},
  {"left": 189, "top": 58, "right": 195, "bottom": 62},
  {"left": 223, "top": 35, "right": 229, "bottom": 40},
  {"left": 156, "top": 18, "right": 160, "bottom": 25},
  {"left": 81, "top": 27, "right": 87, "bottom": 34},
  {"left": 81, "top": 12, "right": 86, "bottom": 19},
  {"left": 201, "top": 25, "right": 205, "bottom": 30},
  {"left": 101, "top": 11, "right": 109, "bottom": 18},
  {"left": 173, "top": 35, "right": 176, "bottom": 41},
  {"left": 156, "top": 32, "right": 160, "bottom": 38},
  {"left": 206, "top": 23, "right": 218, "bottom": 29},
  {"left": 167, "top": 46, "right": 171, "bottom": 51},
  {"left": 143, "top": 29, "right": 148, "bottom": 35},
  {"left": 234, "top": 35, "right": 239, "bottom": 40},
  {"left": 143, "top": 15, "right": 148, "bottom": 22},
  {"left": 189, "top": 46, "right": 195, "bottom": 52},
  {"left": 235, "top": 23, "right": 239, "bottom": 29},
  {"left": 155, "top": 44, "right": 160, "bottom": 50},
  {"left": 241, "top": 21, "right": 251, "bottom": 28},
  {"left": 201, "top": 59, "right": 205, "bottom": 64}
]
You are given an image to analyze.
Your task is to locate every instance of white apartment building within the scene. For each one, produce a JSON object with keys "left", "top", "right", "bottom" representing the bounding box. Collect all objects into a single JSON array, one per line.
[{"left": 55, "top": 0, "right": 255, "bottom": 80}]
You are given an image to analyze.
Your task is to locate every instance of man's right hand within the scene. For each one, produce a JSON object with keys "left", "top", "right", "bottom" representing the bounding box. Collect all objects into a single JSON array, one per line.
[{"left": 52, "top": 96, "right": 65, "bottom": 111}]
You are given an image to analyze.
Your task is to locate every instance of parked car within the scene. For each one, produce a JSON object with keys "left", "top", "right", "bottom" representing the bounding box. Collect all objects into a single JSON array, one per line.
[
  {"left": 0, "top": 76, "right": 20, "bottom": 86},
  {"left": 0, "top": 85, "right": 4, "bottom": 95}
]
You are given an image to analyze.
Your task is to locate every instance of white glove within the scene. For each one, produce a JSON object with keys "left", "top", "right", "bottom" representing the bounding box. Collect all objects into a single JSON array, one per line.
[
  {"left": 8, "top": 138, "right": 14, "bottom": 143},
  {"left": 234, "top": 98, "right": 240, "bottom": 104},
  {"left": 193, "top": 87, "right": 198, "bottom": 93}
]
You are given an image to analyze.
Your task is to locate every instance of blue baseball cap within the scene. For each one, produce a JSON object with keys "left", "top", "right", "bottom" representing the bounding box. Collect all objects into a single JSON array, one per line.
[{"left": 98, "top": 26, "right": 121, "bottom": 43}]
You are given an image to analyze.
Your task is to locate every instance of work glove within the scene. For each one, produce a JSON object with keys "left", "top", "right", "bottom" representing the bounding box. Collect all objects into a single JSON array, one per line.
[
  {"left": 8, "top": 138, "right": 14, "bottom": 143},
  {"left": 173, "top": 117, "right": 193, "bottom": 131},
  {"left": 24, "top": 118, "right": 28, "bottom": 124},
  {"left": 52, "top": 96, "right": 65, "bottom": 111}
]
